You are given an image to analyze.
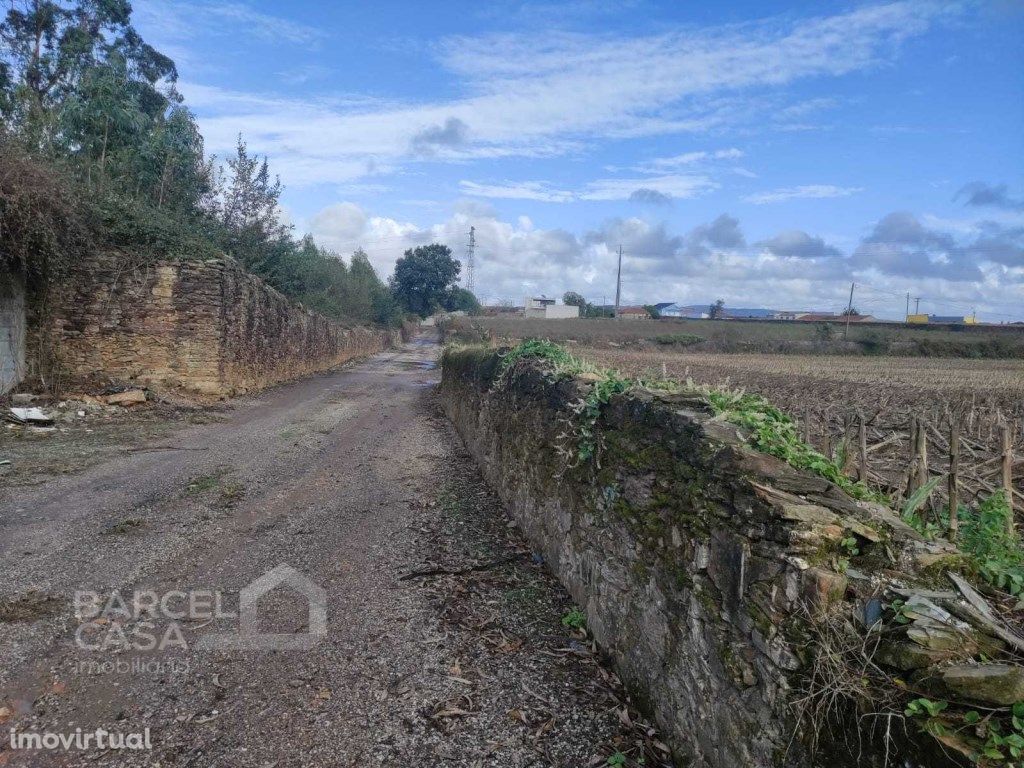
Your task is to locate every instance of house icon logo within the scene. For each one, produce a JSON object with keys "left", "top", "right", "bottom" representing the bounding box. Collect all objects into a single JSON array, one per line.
[{"left": 198, "top": 564, "right": 326, "bottom": 651}]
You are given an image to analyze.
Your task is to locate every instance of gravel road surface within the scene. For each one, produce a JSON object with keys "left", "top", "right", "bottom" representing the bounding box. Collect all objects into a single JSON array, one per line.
[{"left": 0, "top": 334, "right": 667, "bottom": 768}]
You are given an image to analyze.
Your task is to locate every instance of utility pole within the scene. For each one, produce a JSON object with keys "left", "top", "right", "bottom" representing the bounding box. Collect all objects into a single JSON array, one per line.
[
  {"left": 905, "top": 292, "right": 910, "bottom": 321},
  {"left": 844, "top": 282, "right": 856, "bottom": 340},
  {"left": 465, "top": 226, "right": 476, "bottom": 293},
  {"left": 614, "top": 245, "right": 622, "bottom": 319},
  {"left": 914, "top": 296, "right": 921, "bottom": 314}
]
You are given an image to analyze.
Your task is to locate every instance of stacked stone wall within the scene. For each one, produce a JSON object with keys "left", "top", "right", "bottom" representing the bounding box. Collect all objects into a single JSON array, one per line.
[
  {"left": 50, "top": 254, "right": 395, "bottom": 396},
  {"left": 441, "top": 347, "right": 973, "bottom": 767}
]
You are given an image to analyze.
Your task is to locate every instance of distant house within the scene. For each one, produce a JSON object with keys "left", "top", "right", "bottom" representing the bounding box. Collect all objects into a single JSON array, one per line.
[
  {"left": 524, "top": 296, "right": 579, "bottom": 320},
  {"left": 617, "top": 306, "right": 651, "bottom": 320},
  {"left": 722, "top": 307, "right": 776, "bottom": 319},
  {"left": 659, "top": 304, "right": 708, "bottom": 319},
  {"left": 772, "top": 310, "right": 833, "bottom": 321}
]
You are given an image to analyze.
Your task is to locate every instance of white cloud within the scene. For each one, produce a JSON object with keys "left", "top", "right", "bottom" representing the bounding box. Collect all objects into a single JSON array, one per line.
[
  {"left": 165, "top": 2, "right": 954, "bottom": 186},
  {"left": 634, "top": 148, "right": 743, "bottom": 173},
  {"left": 302, "top": 200, "right": 1023, "bottom": 318},
  {"left": 459, "top": 174, "right": 715, "bottom": 203},
  {"left": 134, "top": 1, "right": 324, "bottom": 46},
  {"left": 744, "top": 184, "right": 864, "bottom": 204},
  {"left": 459, "top": 180, "right": 575, "bottom": 203},
  {"left": 582, "top": 174, "right": 716, "bottom": 201}
]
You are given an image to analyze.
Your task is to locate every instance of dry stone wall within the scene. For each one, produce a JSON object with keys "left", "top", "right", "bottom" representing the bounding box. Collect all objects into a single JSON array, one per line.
[
  {"left": 49, "top": 253, "right": 395, "bottom": 396},
  {"left": 440, "top": 347, "right": 976, "bottom": 768}
]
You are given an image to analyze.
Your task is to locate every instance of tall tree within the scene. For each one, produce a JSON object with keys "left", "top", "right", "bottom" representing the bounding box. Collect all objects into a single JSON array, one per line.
[
  {"left": 0, "top": 1, "right": 175, "bottom": 147},
  {"left": 563, "top": 291, "right": 586, "bottom": 307},
  {"left": 213, "top": 135, "right": 290, "bottom": 273},
  {"left": 390, "top": 244, "right": 461, "bottom": 317}
]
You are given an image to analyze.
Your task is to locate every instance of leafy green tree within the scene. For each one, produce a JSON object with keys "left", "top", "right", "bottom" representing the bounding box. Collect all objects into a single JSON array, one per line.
[
  {"left": 443, "top": 286, "right": 480, "bottom": 314},
  {"left": 0, "top": 0, "right": 176, "bottom": 148},
  {"left": 709, "top": 299, "right": 725, "bottom": 319},
  {"left": 644, "top": 304, "right": 661, "bottom": 319},
  {"left": 563, "top": 291, "right": 587, "bottom": 307},
  {"left": 389, "top": 243, "right": 461, "bottom": 317}
]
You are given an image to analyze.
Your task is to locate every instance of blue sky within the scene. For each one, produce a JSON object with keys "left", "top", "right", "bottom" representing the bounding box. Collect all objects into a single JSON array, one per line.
[{"left": 134, "top": 0, "right": 1024, "bottom": 319}]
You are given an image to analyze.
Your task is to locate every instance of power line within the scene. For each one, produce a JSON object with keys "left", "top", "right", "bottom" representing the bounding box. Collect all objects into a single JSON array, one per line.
[
  {"left": 465, "top": 226, "right": 476, "bottom": 293},
  {"left": 614, "top": 244, "right": 623, "bottom": 319}
]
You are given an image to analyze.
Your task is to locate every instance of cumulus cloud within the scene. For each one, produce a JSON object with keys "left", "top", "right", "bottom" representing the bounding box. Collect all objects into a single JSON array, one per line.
[
  {"left": 757, "top": 230, "right": 841, "bottom": 258},
  {"left": 744, "top": 185, "right": 863, "bottom": 204},
  {"left": 303, "top": 202, "right": 1022, "bottom": 317},
  {"left": 968, "top": 222, "right": 1024, "bottom": 267},
  {"left": 689, "top": 214, "right": 746, "bottom": 251},
  {"left": 629, "top": 188, "right": 674, "bottom": 205},
  {"left": 955, "top": 182, "right": 1024, "bottom": 212},
  {"left": 411, "top": 117, "right": 470, "bottom": 156},
  {"left": 584, "top": 218, "right": 683, "bottom": 262},
  {"left": 851, "top": 211, "right": 982, "bottom": 281}
]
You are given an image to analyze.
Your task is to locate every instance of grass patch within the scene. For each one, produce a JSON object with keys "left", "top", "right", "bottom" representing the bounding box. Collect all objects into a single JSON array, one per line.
[
  {"left": 186, "top": 467, "right": 230, "bottom": 494},
  {"left": 218, "top": 482, "right": 246, "bottom": 507},
  {"left": 652, "top": 333, "right": 703, "bottom": 347},
  {"left": 561, "top": 607, "right": 586, "bottom": 630}
]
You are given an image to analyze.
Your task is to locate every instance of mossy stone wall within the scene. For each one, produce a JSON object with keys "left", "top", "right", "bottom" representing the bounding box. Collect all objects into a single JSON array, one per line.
[{"left": 440, "top": 347, "right": 957, "bottom": 768}]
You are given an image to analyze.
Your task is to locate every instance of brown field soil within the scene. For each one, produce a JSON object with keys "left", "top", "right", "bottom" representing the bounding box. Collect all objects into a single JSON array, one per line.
[{"left": 581, "top": 348, "right": 1024, "bottom": 417}]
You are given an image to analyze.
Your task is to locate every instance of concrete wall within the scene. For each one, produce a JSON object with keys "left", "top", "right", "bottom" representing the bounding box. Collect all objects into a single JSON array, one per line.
[
  {"left": 50, "top": 254, "right": 396, "bottom": 397},
  {"left": 440, "top": 347, "right": 971, "bottom": 768},
  {"left": 543, "top": 304, "right": 580, "bottom": 319},
  {"left": 1, "top": 268, "right": 26, "bottom": 394}
]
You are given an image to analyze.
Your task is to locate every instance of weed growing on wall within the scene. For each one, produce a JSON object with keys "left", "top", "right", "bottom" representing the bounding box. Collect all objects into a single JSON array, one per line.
[
  {"left": 698, "top": 387, "right": 882, "bottom": 502},
  {"left": 496, "top": 339, "right": 631, "bottom": 465}
]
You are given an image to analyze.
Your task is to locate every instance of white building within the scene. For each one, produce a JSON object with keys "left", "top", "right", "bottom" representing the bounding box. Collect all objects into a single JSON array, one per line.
[{"left": 524, "top": 296, "right": 580, "bottom": 319}]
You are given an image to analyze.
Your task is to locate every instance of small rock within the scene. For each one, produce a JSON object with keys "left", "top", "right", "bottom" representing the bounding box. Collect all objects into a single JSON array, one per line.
[
  {"left": 105, "top": 389, "right": 147, "bottom": 406},
  {"left": 11, "top": 393, "right": 35, "bottom": 406},
  {"left": 940, "top": 663, "right": 1024, "bottom": 705},
  {"left": 778, "top": 504, "right": 840, "bottom": 526},
  {"left": 876, "top": 641, "right": 962, "bottom": 671},
  {"left": 801, "top": 567, "right": 848, "bottom": 610}
]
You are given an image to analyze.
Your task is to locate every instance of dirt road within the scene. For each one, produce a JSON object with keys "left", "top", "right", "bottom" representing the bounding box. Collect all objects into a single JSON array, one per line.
[{"left": 0, "top": 334, "right": 654, "bottom": 767}]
